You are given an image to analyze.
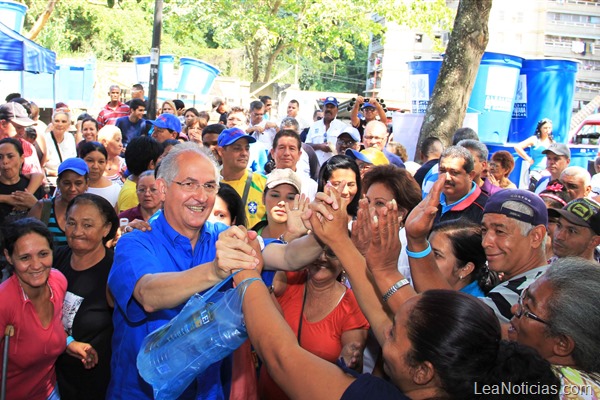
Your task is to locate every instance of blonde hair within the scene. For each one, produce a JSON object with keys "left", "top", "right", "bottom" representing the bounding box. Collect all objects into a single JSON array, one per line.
[{"left": 97, "top": 125, "right": 122, "bottom": 143}]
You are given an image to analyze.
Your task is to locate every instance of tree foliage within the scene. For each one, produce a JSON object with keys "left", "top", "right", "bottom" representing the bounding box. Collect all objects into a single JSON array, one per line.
[{"left": 18, "top": 0, "right": 454, "bottom": 94}]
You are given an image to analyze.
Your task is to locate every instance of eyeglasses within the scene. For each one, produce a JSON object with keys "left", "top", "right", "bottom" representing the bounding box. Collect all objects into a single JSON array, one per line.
[
  {"left": 514, "top": 289, "right": 549, "bottom": 325},
  {"left": 136, "top": 187, "right": 159, "bottom": 195},
  {"left": 172, "top": 180, "right": 219, "bottom": 194}
]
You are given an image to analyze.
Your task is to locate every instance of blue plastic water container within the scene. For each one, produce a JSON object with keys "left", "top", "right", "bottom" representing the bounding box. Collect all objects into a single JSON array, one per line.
[
  {"left": 176, "top": 58, "right": 220, "bottom": 95},
  {"left": 508, "top": 59, "right": 578, "bottom": 144},
  {"left": 468, "top": 52, "right": 523, "bottom": 144},
  {"left": 158, "top": 54, "right": 176, "bottom": 91},
  {"left": 406, "top": 60, "right": 443, "bottom": 114},
  {"left": 0, "top": 0, "right": 28, "bottom": 33},
  {"left": 134, "top": 55, "right": 151, "bottom": 85}
]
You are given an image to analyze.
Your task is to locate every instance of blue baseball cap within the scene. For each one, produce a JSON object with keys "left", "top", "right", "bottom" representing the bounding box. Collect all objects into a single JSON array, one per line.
[
  {"left": 345, "top": 149, "right": 371, "bottom": 163},
  {"left": 323, "top": 96, "right": 339, "bottom": 107},
  {"left": 148, "top": 113, "right": 182, "bottom": 133},
  {"left": 58, "top": 157, "right": 89, "bottom": 176},
  {"left": 484, "top": 189, "right": 548, "bottom": 227},
  {"left": 362, "top": 102, "right": 375, "bottom": 110},
  {"left": 217, "top": 127, "right": 257, "bottom": 147}
]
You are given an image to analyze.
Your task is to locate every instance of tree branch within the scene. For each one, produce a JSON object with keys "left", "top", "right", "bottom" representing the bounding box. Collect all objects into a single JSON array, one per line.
[{"left": 25, "top": 0, "right": 59, "bottom": 41}]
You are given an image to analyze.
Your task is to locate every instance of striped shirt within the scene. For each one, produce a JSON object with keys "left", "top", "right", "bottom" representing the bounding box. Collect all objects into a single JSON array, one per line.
[{"left": 480, "top": 265, "right": 548, "bottom": 324}]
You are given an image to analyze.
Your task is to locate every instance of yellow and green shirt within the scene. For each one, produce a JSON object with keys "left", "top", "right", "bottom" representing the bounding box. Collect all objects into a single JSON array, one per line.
[{"left": 221, "top": 169, "right": 267, "bottom": 228}]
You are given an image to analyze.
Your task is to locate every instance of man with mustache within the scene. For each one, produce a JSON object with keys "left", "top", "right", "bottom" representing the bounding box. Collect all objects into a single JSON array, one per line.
[
  {"left": 305, "top": 96, "right": 348, "bottom": 164},
  {"left": 217, "top": 127, "right": 267, "bottom": 228},
  {"left": 433, "top": 145, "right": 488, "bottom": 225}
]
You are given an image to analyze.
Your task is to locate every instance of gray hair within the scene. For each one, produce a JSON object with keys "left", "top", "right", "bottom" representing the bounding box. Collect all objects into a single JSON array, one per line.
[
  {"left": 157, "top": 142, "right": 219, "bottom": 184},
  {"left": 440, "top": 145, "right": 475, "bottom": 173},
  {"left": 457, "top": 139, "right": 489, "bottom": 161},
  {"left": 560, "top": 166, "right": 591, "bottom": 186},
  {"left": 280, "top": 117, "right": 300, "bottom": 133},
  {"left": 544, "top": 257, "right": 600, "bottom": 373},
  {"left": 503, "top": 200, "right": 547, "bottom": 252},
  {"left": 52, "top": 110, "right": 71, "bottom": 123},
  {"left": 109, "top": 84, "right": 121, "bottom": 92}
]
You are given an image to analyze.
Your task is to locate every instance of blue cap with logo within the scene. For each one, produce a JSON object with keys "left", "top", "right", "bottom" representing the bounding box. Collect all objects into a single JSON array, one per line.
[
  {"left": 484, "top": 189, "right": 548, "bottom": 227},
  {"left": 323, "top": 96, "right": 339, "bottom": 107},
  {"left": 148, "top": 113, "right": 182, "bottom": 133},
  {"left": 58, "top": 157, "right": 89, "bottom": 176},
  {"left": 217, "top": 127, "right": 257, "bottom": 147}
]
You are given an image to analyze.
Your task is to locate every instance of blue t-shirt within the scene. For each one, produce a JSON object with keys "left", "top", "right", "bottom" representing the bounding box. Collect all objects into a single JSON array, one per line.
[
  {"left": 107, "top": 213, "right": 229, "bottom": 399},
  {"left": 115, "top": 116, "right": 150, "bottom": 146}
]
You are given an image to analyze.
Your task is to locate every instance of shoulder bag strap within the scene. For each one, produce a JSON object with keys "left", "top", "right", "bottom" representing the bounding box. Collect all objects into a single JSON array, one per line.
[
  {"left": 50, "top": 132, "right": 63, "bottom": 163},
  {"left": 241, "top": 171, "right": 253, "bottom": 206}
]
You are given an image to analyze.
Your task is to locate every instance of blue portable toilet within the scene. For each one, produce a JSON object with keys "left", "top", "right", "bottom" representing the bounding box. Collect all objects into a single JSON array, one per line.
[
  {"left": 508, "top": 59, "right": 578, "bottom": 144},
  {"left": 0, "top": 0, "right": 27, "bottom": 33},
  {"left": 407, "top": 60, "right": 443, "bottom": 114},
  {"left": 467, "top": 52, "right": 523, "bottom": 144}
]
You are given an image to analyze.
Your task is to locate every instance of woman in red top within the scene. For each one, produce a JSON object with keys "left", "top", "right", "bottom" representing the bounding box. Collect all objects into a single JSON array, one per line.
[
  {"left": 258, "top": 246, "right": 370, "bottom": 400},
  {"left": 0, "top": 218, "right": 97, "bottom": 400}
]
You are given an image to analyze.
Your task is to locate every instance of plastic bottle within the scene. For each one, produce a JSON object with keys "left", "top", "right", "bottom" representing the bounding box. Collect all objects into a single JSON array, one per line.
[{"left": 137, "top": 282, "right": 249, "bottom": 400}]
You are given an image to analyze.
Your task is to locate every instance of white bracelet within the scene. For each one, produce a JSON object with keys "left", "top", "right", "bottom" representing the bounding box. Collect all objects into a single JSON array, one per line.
[{"left": 382, "top": 278, "right": 410, "bottom": 303}]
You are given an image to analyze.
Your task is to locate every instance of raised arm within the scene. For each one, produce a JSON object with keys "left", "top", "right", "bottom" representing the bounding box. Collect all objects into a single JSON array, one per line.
[
  {"left": 404, "top": 175, "right": 452, "bottom": 295},
  {"left": 133, "top": 226, "right": 262, "bottom": 312},
  {"left": 233, "top": 268, "right": 356, "bottom": 400},
  {"left": 513, "top": 136, "right": 536, "bottom": 164},
  {"left": 371, "top": 98, "right": 387, "bottom": 123},
  {"left": 350, "top": 96, "right": 363, "bottom": 128}
]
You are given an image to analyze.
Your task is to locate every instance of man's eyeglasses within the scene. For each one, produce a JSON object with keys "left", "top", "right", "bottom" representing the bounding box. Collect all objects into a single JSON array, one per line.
[
  {"left": 514, "top": 289, "right": 549, "bottom": 325},
  {"left": 173, "top": 180, "right": 219, "bottom": 194}
]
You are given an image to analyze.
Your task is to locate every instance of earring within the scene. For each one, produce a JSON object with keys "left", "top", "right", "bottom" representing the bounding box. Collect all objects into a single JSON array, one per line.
[{"left": 459, "top": 275, "right": 463, "bottom": 280}]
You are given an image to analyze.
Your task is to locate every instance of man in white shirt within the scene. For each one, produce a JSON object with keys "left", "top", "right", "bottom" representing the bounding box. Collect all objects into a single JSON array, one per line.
[{"left": 305, "top": 96, "right": 347, "bottom": 164}]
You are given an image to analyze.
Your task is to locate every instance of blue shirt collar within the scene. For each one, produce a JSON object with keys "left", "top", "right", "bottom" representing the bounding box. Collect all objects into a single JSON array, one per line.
[{"left": 440, "top": 181, "right": 477, "bottom": 214}]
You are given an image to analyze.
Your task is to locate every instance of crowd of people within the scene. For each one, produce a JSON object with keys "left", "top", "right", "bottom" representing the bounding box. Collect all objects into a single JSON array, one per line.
[{"left": 0, "top": 87, "right": 599, "bottom": 400}]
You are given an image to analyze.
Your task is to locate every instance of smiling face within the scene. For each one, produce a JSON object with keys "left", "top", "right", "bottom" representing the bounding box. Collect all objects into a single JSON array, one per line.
[
  {"left": 481, "top": 213, "right": 535, "bottom": 278},
  {"left": 508, "top": 278, "right": 555, "bottom": 359},
  {"left": 83, "top": 150, "right": 107, "bottom": 183},
  {"left": 81, "top": 120, "right": 98, "bottom": 142},
  {"left": 265, "top": 183, "right": 298, "bottom": 225},
  {"left": 157, "top": 152, "right": 217, "bottom": 241},
  {"left": 5, "top": 232, "right": 53, "bottom": 294},
  {"left": 66, "top": 202, "right": 111, "bottom": 253}
]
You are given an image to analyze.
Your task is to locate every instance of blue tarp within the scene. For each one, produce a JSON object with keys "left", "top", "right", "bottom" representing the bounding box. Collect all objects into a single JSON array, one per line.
[{"left": 0, "top": 20, "right": 56, "bottom": 74}]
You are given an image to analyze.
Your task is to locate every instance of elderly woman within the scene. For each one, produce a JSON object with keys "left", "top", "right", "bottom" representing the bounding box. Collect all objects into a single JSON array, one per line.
[
  {"left": 29, "top": 158, "right": 89, "bottom": 247},
  {"left": 0, "top": 138, "right": 45, "bottom": 224},
  {"left": 230, "top": 185, "right": 560, "bottom": 399},
  {"left": 118, "top": 170, "right": 162, "bottom": 223},
  {"left": 508, "top": 257, "right": 600, "bottom": 398},
  {"left": 0, "top": 218, "right": 97, "bottom": 400},
  {"left": 488, "top": 150, "right": 517, "bottom": 189},
  {"left": 44, "top": 110, "right": 78, "bottom": 188},
  {"left": 54, "top": 194, "right": 119, "bottom": 400}
]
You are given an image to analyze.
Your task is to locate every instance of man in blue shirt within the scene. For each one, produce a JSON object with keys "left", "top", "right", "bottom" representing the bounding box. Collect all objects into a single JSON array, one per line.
[
  {"left": 108, "top": 142, "right": 323, "bottom": 399},
  {"left": 115, "top": 98, "right": 150, "bottom": 147}
]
